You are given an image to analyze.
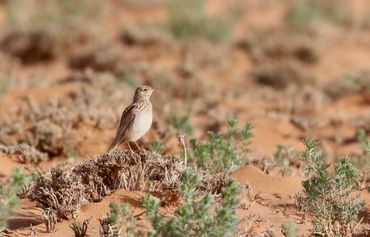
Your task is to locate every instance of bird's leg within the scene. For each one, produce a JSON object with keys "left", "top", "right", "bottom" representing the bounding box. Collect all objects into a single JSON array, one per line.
[
  {"left": 134, "top": 142, "right": 141, "bottom": 150},
  {"left": 127, "top": 142, "right": 134, "bottom": 153}
]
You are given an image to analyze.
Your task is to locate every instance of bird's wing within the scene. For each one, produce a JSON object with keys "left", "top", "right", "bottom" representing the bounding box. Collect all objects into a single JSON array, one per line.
[{"left": 107, "top": 103, "right": 138, "bottom": 151}]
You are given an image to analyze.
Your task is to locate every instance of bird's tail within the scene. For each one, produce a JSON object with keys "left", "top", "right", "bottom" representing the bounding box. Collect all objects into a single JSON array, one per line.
[{"left": 107, "top": 136, "right": 121, "bottom": 152}]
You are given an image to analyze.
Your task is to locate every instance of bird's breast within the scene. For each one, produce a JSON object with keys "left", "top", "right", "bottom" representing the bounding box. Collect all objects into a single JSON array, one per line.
[{"left": 127, "top": 111, "right": 152, "bottom": 141}]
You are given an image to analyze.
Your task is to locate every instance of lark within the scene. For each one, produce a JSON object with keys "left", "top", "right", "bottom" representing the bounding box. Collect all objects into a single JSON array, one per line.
[{"left": 107, "top": 85, "right": 153, "bottom": 152}]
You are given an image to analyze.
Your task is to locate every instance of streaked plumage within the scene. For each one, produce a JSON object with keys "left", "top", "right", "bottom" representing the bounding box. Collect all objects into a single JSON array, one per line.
[{"left": 107, "top": 86, "right": 153, "bottom": 152}]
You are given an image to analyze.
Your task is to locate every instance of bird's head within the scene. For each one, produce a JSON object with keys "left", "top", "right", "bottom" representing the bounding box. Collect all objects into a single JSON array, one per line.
[{"left": 133, "top": 85, "right": 154, "bottom": 101}]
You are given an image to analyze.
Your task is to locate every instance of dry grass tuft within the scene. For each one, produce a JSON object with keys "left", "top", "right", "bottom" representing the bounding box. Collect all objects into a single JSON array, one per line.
[
  {"left": 121, "top": 25, "right": 174, "bottom": 47},
  {"left": 245, "top": 32, "right": 319, "bottom": 65},
  {"left": 252, "top": 60, "right": 315, "bottom": 89},
  {"left": 0, "top": 143, "right": 48, "bottom": 164},
  {"left": 29, "top": 150, "right": 227, "bottom": 219},
  {"left": 324, "top": 70, "right": 370, "bottom": 99},
  {"left": 68, "top": 46, "right": 122, "bottom": 73},
  {"left": 0, "top": 31, "right": 55, "bottom": 64},
  {"left": 0, "top": 74, "right": 122, "bottom": 157}
]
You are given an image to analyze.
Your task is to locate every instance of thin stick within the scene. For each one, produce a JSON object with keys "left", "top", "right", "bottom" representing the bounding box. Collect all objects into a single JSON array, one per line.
[{"left": 178, "top": 134, "right": 187, "bottom": 167}]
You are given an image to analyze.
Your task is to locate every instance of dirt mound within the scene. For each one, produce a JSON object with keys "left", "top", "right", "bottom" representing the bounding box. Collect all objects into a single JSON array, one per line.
[{"left": 29, "top": 149, "right": 227, "bottom": 219}]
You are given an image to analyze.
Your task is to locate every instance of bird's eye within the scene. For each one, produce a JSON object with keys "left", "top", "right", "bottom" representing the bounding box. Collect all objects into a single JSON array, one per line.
[{"left": 143, "top": 88, "right": 148, "bottom": 91}]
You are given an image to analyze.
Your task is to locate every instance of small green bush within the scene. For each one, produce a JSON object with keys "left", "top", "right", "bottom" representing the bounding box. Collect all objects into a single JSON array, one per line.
[
  {"left": 169, "top": 114, "right": 193, "bottom": 136},
  {"left": 70, "top": 219, "right": 89, "bottom": 237},
  {"left": 0, "top": 168, "right": 31, "bottom": 232},
  {"left": 166, "top": 0, "right": 239, "bottom": 43},
  {"left": 281, "top": 220, "right": 297, "bottom": 237},
  {"left": 274, "top": 145, "right": 300, "bottom": 176},
  {"left": 189, "top": 118, "right": 253, "bottom": 173},
  {"left": 299, "top": 138, "right": 365, "bottom": 236},
  {"left": 286, "top": 0, "right": 350, "bottom": 31},
  {"left": 356, "top": 129, "right": 370, "bottom": 176},
  {"left": 99, "top": 202, "right": 140, "bottom": 237},
  {"left": 142, "top": 171, "right": 240, "bottom": 237}
]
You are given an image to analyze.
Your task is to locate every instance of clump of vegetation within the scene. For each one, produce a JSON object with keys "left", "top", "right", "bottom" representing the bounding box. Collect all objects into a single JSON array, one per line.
[
  {"left": 0, "top": 74, "right": 10, "bottom": 99},
  {"left": 286, "top": 0, "right": 350, "bottom": 31},
  {"left": 0, "top": 168, "right": 31, "bottom": 232},
  {"left": 298, "top": 139, "right": 366, "bottom": 236},
  {"left": 245, "top": 32, "right": 319, "bottom": 64},
  {"left": 252, "top": 60, "right": 315, "bottom": 89},
  {"left": 356, "top": 129, "right": 370, "bottom": 180},
  {"left": 121, "top": 24, "right": 173, "bottom": 47},
  {"left": 4, "top": 0, "right": 104, "bottom": 50},
  {"left": 68, "top": 46, "right": 122, "bottom": 73},
  {"left": 42, "top": 207, "right": 57, "bottom": 233},
  {"left": 324, "top": 70, "right": 370, "bottom": 99},
  {"left": 0, "top": 75, "right": 122, "bottom": 157},
  {"left": 282, "top": 220, "right": 298, "bottom": 237},
  {"left": 274, "top": 145, "right": 300, "bottom": 176},
  {"left": 189, "top": 118, "right": 253, "bottom": 173},
  {"left": 0, "top": 30, "right": 56, "bottom": 64},
  {"left": 151, "top": 139, "right": 163, "bottom": 154},
  {"left": 100, "top": 202, "right": 140, "bottom": 237},
  {"left": 0, "top": 143, "right": 48, "bottom": 164},
  {"left": 142, "top": 171, "right": 240, "bottom": 237},
  {"left": 70, "top": 219, "right": 90, "bottom": 237},
  {"left": 166, "top": 0, "right": 239, "bottom": 43},
  {"left": 169, "top": 114, "right": 194, "bottom": 136},
  {"left": 29, "top": 150, "right": 227, "bottom": 219}
]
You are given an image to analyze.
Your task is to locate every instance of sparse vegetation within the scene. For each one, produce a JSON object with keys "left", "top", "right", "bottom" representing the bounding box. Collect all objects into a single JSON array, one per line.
[
  {"left": 274, "top": 145, "right": 300, "bottom": 176},
  {"left": 29, "top": 150, "right": 227, "bottom": 219},
  {"left": 169, "top": 114, "right": 194, "bottom": 136},
  {"left": 282, "top": 220, "right": 298, "bottom": 237},
  {"left": 42, "top": 207, "right": 57, "bottom": 233},
  {"left": 70, "top": 219, "right": 90, "bottom": 237},
  {"left": 166, "top": 0, "right": 239, "bottom": 43},
  {"left": 99, "top": 202, "right": 127, "bottom": 237},
  {"left": 324, "top": 70, "right": 370, "bottom": 99},
  {"left": 356, "top": 129, "right": 370, "bottom": 183},
  {"left": 0, "top": 168, "right": 31, "bottom": 233},
  {"left": 286, "top": 0, "right": 350, "bottom": 30},
  {"left": 299, "top": 139, "right": 366, "bottom": 237},
  {"left": 151, "top": 139, "right": 163, "bottom": 153},
  {"left": 189, "top": 118, "right": 253, "bottom": 173},
  {"left": 4, "top": 0, "right": 104, "bottom": 50},
  {"left": 0, "top": 74, "right": 10, "bottom": 99},
  {"left": 142, "top": 171, "right": 240, "bottom": 237},
  {"left": 0, "top": 143, "right": 48, "bottom": 164},
  {"left": 252, "top": 60, "right": 314, "bottom": 89},
  {"left": 0, "top": 0, "right": 369, "bottom": 236}
]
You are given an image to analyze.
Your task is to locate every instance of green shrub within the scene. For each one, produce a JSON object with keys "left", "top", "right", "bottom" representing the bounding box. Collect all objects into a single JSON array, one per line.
[
  {"left": 0, "top": 168, "right": 31, "bottom": 232},
  {"left": 189, "top": 118, "right": 253, "bottom": 173},
  {"left": 356, "top": 129, "right": 370, "bottom": 176},
  {"left": 70, "top": 219, "right": 89, "bottom": 237},
  {"left": 99, "top": 202, "right": 140, "bottom": 237},
  {"left": 0, "top": 74, "right": 10, "bottom": 99},
  {"left": 169, "top": 114, "right": 193, "bottom": 136},
  {"left": 142, "top": 171, "right": 240, "bottom": 237},
  {"left": 299, "top": 138, "right": 365, "bottom": 236},
  {"left": 286, "top": 0, "right": 350, "bottom": 31},
  {"left": 151, "top": 140, "right": 163, "bottom": 154},
  {"left": 274, "top": 145, "right": 299, "bottom": 176},
  {"left": 166, "top": 0, "right": 239, "bottom": 43},
  {"left": 5, "top": 0, "right": 104, "bottom": 48},
  {"left": 281, "top": 220, "right": 297, "bottom": 237}
]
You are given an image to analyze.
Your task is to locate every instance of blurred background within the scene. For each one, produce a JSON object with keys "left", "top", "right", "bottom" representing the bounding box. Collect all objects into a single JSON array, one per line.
[{"left": 0, "top": 0, "right": 369, "bottom": 164}]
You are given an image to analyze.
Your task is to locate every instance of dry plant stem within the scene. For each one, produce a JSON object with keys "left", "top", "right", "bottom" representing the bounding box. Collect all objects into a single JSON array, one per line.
[{"left": 178, "top": 134, "right": 187, "bottom": 167}]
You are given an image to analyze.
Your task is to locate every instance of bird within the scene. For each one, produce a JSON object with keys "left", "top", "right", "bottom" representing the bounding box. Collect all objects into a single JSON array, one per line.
[{"left": 107, "top": 85, "right": 153, "bottom": 152}]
